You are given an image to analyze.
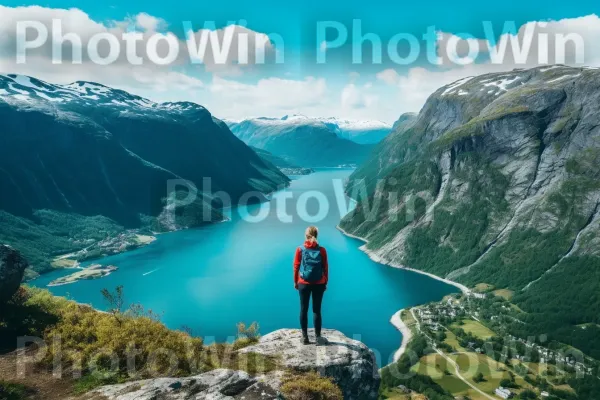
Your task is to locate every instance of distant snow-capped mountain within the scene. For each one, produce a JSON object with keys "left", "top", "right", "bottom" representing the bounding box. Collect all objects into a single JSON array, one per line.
[
  {"left": 224, "top": 115, "right": 377, "bottom": 167},
  {"left": 0, "top": 74, "right": 203, "bottom": 113},
  {"left": 223, "top": 115, "right": 392, "bottom": 145}
]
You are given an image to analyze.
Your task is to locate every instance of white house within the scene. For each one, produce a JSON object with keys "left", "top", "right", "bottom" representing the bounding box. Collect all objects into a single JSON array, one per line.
[{"left": 494, "top": 387, "right": 513, "bottom": 399}]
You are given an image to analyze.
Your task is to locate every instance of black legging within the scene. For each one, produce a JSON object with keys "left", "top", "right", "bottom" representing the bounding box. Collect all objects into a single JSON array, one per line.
[{"left": 298, "top": 284, "right": 326, "bottom": 336}]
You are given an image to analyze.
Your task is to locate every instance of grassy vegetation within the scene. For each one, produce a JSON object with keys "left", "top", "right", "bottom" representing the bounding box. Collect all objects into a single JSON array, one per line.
[
  {"left": 411, "top": 353, "right": 481, "bottom": 400},
  {"left": 401, "top": 310, "right": 419, "bottom": 336},
  {"left": 0, "top": 286, "right": 277, "bottom": 395},
  {"left": 443, "top": 331, "right": 465, "bottom": 352},
  {"left": 280, "top": 371, "right": 343, "bottom": 400},
  {"left": 380, "top": 335, "right": 454, "bottom": 400},
  {"left": 453, "top": 320, "right": 496, "bottom": 340},
  {"left": 473, "top": 283, "right": 494, "bottom": 293},
  {"left": 493, "top": 289, "right": 514, "bottom": 300},
  {"left": 451, "top": 353, "right": 531, "bottom": 395},
  {"left": 0, "top": 381, "right": 32, "bottom": 400},
  {"left": 0, "top": 210, "right": 125, "bottom": 279}
]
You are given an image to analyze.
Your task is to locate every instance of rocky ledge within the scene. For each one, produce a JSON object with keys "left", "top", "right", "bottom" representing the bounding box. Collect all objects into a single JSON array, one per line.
[
  {"left": 86, "top": 329, "right": 380, "bottom": 400},
  {"left": 0, "top": 244, "right": 28, "bottom": 303},
  {"left": 82, "top": 369, "right": 277, "bottom": 400}
]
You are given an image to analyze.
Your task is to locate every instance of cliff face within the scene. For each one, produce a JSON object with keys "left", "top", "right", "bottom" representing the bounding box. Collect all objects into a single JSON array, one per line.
[
  {"left": 340, "top": 65, "right": 600, "bottom": 357},
  {"left": 86, "top": 329, "right": 380, "bottom": 400}
]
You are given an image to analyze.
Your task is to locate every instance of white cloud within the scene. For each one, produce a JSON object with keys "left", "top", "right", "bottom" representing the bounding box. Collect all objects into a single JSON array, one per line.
[
  {"left": 436, "top": 33, "right": 487, "bottom": 66},
  {"left": 377, "top": 14, "right": 600, "bottom": 117},
  {"left": 186, "top": 24, "right": 279, "bottom": 77},
  {"left": 340, "top": 83, "right": 378, "bottom": 110},
  {"left": 376, "top": 69, "right": 400, "bottom": 85},
  {"left": 3, "top": 6, "right": 600, "bottom": 124},
  {"left": 0, "top": 5, "right": 278, "bottom": 92},
  {"left": 205, "top": 76, "right": 327, "bottom": 116},
  {"left": 348, "top": 71, "right": 360, "bottom": 83},
  {"left": 135, "top": 13, "right": 164, "bottom": 32}
]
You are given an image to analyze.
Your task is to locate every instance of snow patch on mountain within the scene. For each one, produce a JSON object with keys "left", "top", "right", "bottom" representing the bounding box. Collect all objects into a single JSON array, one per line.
[
  {"left": 224, "top": 114, "right": 392, "bottom": 144},
  {"left": 0, "top": 74, "right": 204, "bottom": 113}
]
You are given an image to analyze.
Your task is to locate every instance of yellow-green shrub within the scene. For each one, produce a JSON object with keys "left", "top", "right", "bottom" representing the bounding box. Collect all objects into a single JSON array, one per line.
[
  {"left": 21, "top": 288, "right": 277, "bottom": 383},
  {"left": 25, "top": 288, "right": 206, "bottom": 379},
  {"left": 280, "top": 371, "right": 343, "bottom": 400},
  {"left": 232, "top": 321, "right": 261, "bottom": 350}
]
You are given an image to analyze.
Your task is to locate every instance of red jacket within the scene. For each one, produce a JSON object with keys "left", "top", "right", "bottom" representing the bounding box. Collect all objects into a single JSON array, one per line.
[{"left": 294, "top": 240, "right": 328, "bottom": 285}]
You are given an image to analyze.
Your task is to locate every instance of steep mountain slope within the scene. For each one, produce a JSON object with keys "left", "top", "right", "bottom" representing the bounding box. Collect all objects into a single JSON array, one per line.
[
  {"left": 250, "top": 146, "right": 298, "bottom": 168},
  {"left": 0, "top": 74, "right": 289, "bottom": 273},
  {"left": 226, "top": 115, "right": 375, "bottom": 167},
  {"left": 340, "top": 65, "right": 600, "bottom": 358},
  {"left": 250, "top": 147, "right": 314, "bottom": 175}
]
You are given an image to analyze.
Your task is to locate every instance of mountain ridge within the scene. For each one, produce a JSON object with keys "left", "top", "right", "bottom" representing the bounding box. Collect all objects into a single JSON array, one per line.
[
  {"left": 340, "top": 65, "right": 600, "bottom": 359},
  {"left": 223, "top": 114, "right": 392, "bottom": 145},
  {"left": 225, "top": 115, "right": 379, "bottom": 167},
  {"left": 0, "top": 74, "right": 289, "bottom": 275}
]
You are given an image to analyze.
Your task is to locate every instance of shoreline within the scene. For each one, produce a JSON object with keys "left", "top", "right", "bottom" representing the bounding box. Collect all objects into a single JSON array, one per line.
[
  {"left": 390, "top": 309, "right": 412, "bottom": 362},
  {"left": 335, "top": 225, "right": 470, "bottom": 294},
  {"left": 336, "top": 224, "right": 470, "bottom": 366}
]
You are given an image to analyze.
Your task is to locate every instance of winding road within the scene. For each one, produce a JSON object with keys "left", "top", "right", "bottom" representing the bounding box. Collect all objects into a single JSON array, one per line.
[{"left": 409, "top": 308, "right": 498, "bottom": 400}]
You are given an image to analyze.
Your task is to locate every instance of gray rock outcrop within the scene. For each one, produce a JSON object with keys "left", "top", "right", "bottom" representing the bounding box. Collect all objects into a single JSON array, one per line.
[
  {"left": 84, "top": 369, "right": 277, "bottom": 400},
  {"left": 0, "top": 244, "right": 28, "bottom": 303},
  {"left": 239, "top": 329, "right": 379, "bottom": 400},
  {"left": 87, "top": 329, "right": 380, "bottom": 400}
]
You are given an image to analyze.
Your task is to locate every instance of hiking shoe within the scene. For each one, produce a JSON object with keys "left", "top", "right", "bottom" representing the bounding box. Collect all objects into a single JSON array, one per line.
[
  {"left": 316, "top": 335, "right": 328, "bottom": 346},
  {"left": 302, "top": 336, "right": 310, "bottom": 345}
]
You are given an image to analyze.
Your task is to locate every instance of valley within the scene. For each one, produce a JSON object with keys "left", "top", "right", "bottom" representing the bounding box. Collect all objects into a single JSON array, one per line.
[
  {"left": 30, "top": 169, "right": 458, "bottom": 367},
  {"left": 226, "top": 115, "right": 382, "bottom": 167},
  {"left": 0, "top": 74, "right": 289, "bottom": 278},
  {"left": 2, "top": 65, "right": 600, "bottom": 399}
]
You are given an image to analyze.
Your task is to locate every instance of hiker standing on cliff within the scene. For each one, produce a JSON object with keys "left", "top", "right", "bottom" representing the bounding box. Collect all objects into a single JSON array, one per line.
[{"left": 294, "top": 226, "right": 329, "bottom": 345}]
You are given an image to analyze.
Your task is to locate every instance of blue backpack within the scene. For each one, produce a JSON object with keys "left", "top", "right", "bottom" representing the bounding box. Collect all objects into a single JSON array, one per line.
[{"left": 300, "top": 245, "right": 324, "bottom": 283}]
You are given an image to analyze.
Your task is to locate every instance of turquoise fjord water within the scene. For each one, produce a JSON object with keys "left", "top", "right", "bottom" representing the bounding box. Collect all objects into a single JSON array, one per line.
[{"left": 32, "top": 169, "right": 456, "bottom": 366}]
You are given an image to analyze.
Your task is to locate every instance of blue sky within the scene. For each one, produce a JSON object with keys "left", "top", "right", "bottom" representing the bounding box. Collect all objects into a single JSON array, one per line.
[{"left": 0, "top": 0, "right": 599, "bottom": 121}]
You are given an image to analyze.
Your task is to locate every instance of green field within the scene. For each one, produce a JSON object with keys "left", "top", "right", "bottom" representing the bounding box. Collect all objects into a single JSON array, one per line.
[
  {"left": 401, "top": 309, "right": 419, "bottom": 335},
  {"left": 492, "top": 288, "right": 514, "bottom": 300},
  {"left": 452, "top": 353, "right": 533, "bottom": 396},
  {"left": 443, "top": 330, "right": 466, "bottom": 352},
  {"left": 410, "top": 348, "right": 538, "bottom": 399},
  {"left": 455, "top": 319, "right": 496, "bottom": 340},
  {"left": 410, "top": 353, "right": 497, "bottom": 400}
]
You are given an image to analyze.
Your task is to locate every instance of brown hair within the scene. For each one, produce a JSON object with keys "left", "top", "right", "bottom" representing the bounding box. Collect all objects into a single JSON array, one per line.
[{"left": 305, "top": 226, "right": 319, "bottom": 243}]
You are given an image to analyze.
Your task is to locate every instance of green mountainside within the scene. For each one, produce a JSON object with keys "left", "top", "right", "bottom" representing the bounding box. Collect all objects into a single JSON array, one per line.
[
  {"left": 340, "top": 66, "right": 600, "bottom": 359},
  {"left": 0, "top": 74, "right": 289, "bottom": 276}
]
